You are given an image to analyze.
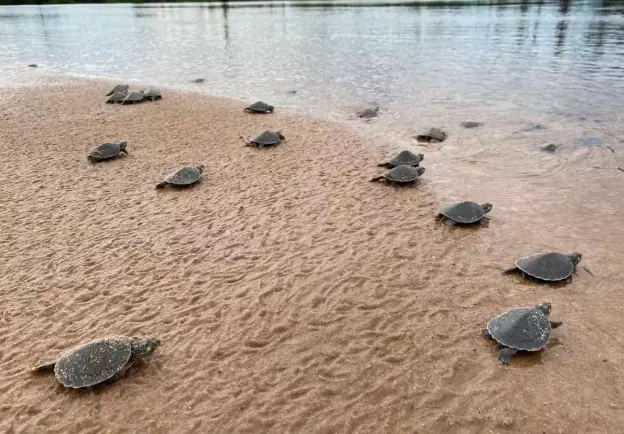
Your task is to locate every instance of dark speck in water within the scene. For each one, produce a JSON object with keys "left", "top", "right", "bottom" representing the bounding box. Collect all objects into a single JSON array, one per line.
[
  {"left": 541, "top": 143, "right": 558, "bottom": 153},
  {"left": 521, "top": 124, "right": 547, "bottom": 132},
  {"left": 460, "top": 121, "right": 483, "bottom": 129}
]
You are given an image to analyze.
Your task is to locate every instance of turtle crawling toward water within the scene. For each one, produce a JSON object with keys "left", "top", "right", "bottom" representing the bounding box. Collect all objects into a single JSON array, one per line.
[
  {"left": 370, "top": 165, "right": 425, "bottom": 186},
  {"left": 106, "top": 91, "right": 127, "bottom": 104},
  {"left": 416, "top": 127, "right": 447, "bottom": 143},
  {"left": 483, "top": 302, "right": 562, "bottom": 366},
  {"left": 246, "top": 130, "right": 285, "bottom": 148},
  {"left": 88, "top": 142, "right": 128, "bottom": 163},
  {"left": 32, "top": 335, "right": 160, "bottom": 388},
  {"left": 437, "top": 201, "right": 492, "bottom": 226},
  {"left": 357, "top": 106, "right": 379, "bottom": 119},
  {"left": 244, "top": 101, "right": 274, "bottom": 113},
  {"left": 503, "top": 251, "right": 582, "bottom": 282},
  {"left": 122, "top": 91, "right": 145, "bottom": 105},
  {"left": 377, "top": 150, "right": 424, "bottom": 168},
  {"left": 156, "top": 165, "right": 204, "bottom": 189},
  {"left": 105, "top": 84, "right": 129, "bottom": 96}
]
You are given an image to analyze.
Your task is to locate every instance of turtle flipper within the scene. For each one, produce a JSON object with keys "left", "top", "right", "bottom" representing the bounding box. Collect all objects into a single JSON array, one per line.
[
  {"left": 32, "top": 359, "right": 57, "bottom": 372},
  {"left": 497, "top": 347, "right": 518, "bottom": 366},
  {"left": 104, "top": 361, "right": 135, "bottom": 384},
  {"left": 377, "top": 163, "right": 390, "bottom": 168},
  {"left": 443, "top": 218, "right": 456, "bottom": 227},
  {"left": 155, "top": 181, "right": 168, "bottom": 189},
  {"left": 502, "top": 266, "right": 518, "bottom": 274},
  {"left": 550, "top": 320, "right": 563, "bottom": 329},
  {"left": 482, "top": 328, "right": 494, "bottom": 340},
  {"left": 370, "top": 176, "right": 384, "bottom": 182}
]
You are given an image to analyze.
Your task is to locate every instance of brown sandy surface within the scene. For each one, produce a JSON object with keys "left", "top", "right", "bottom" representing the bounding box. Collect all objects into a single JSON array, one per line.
[{"left": 1, "top": 77, "right": 623, "bottom": 434}]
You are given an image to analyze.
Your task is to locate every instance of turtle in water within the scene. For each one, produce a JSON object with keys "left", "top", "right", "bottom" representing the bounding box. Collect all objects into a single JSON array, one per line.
[
  {"left": 32, "top": 335, "right": 160, "bottom": 388},
  {"left": 437, "top": 201, "right": 493, "bottom": 226},
  {"left": 246, "top": 131, "right": 285, "bottom": 148},
  {"left": 460, "top": 121, "right": 483, "bottom": 129},
  {"left": 191, "top": 78, "right": 205, "bottom": 83},
  {"left": 377, "top": 150, "right": 424, "bottom": 169},
  {"left": 541, "top": 143, "right": 558, "bottom": 153},
  {"left": 357, "top": 106, "right": 379, "bottom": 119},
  {"left": 156, "top": 164, "right": 204, "bottom": 189},
  {"left": 106, "top": 84, "right": 129, "bottom": 96},
  {"left": 503, "top": 251, "right": 582, "bottom": 282},
  {"left": 483, "top": 302, "right": 562, "bottom": 366},
  {"left": 28, "top": 64, "right": 38, "bottom": 68},
  {"left": 416, "top": 127, "right": 447, "bottom": 143},
  {"left": 244, "top": 101, "right": 274, "bottom": 113},
  {"left": 142, "top": 87, "right": 162, "bottom": 101},
  {"left": 88, "top": 142, "right": 128, "bottom": 163},
  {"left": 370, "top": 165, "right": 425, "bottom": 186},
  {"left": 122, "top": 91, "right": 145, "bottom": 105},
  {"left": 106, "top": 91, "right": 128, "bottom": 104}
]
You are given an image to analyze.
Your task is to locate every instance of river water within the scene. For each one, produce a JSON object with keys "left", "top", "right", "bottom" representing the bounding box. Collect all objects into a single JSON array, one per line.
[{"left": 1, "top": 0, "right": 624, "bottom": 257}]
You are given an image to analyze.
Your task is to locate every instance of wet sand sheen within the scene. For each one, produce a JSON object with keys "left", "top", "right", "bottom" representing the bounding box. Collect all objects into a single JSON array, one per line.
[{"left": 0, "top": 77, "right": 623, "bottom": 433}]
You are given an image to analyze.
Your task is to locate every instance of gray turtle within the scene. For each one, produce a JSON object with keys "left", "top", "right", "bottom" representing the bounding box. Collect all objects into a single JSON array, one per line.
[
  {"left": 122, "top": 91, "right": 145, "bottom": 105},
  {"left": 437, "top": 201, "right": 493, "bottom": 225},
  {"left": 503, "top": 251, "right": 582, "bottom": 282},
  {"left": 156, "top": 164, "right": 204, "bottom": 189},
  {"left": 357, "top": 106, "right": 379, "bottom": 119},
  {"left": 88, "top": 142, "right": 128, "bottom": 163},
  {"left": 32, "top": 336, "right": 160, "bottom": 388},
  {"left": 483, "top": 302, "right": 562, "bottom": 366},
  {"left": 142, "top": 87, "right": 162, "bottom": 101},
  {"left": 460, "top": 121, "right": 483, "bottom": 129},
  {"left": 416, "top": 127, "right": 447, "bottom": 143},
  {"left": 106, "top": 91, "right": 127, "bottom": 104},
  {"left": 246, "top": 131, "right": 285, "bottom": 148},
  {"left": 244, "top": 101, "right": 274, "bottom": 113},
  {"left": 370, "top": 165, "right": 425, "bottom": 185},
  {"left": 28, "top": 64, "right": 38, "bottom": 68},
  {"left": 378, "top": 150, "right": 424, "bottom": 169},
  {"left": 106, "top": 84, "right": 129, "bottom": 96},
  {"left": 191, "top": 78, "right": 205, "bottom": 83}
]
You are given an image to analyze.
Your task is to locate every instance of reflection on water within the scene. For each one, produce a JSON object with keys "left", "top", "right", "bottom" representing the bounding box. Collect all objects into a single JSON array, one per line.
[{"left": 0, "top": 0, "right": 623, "bottom": 127}]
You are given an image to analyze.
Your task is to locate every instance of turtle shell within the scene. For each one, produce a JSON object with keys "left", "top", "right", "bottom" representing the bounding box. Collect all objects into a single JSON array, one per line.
[
  {"left": 245, "top": 101, "right": 273, "bottom": 113},
  {"left": 251, "top": 131, "right": 284, "bottom": 146},
  {"left": 89, "top": 142, "right": 124, "bottom": 160},
  {"left": 106, "top": 84, "right": 128, "bottom": 96},
  {"left": 416, "top": 127, "right": 447, "bottom": 143},
  {"left": 53, "top": 336, "right": 133, "bottom": 388},
  {"left": 106, "top": 91, "right": 127, "bottom": 104},
  {"left": 382, "top": 165, "right": 425, "bottom": 183},
  {"left": 440, "top": 201, "right": 486, "bottom": 224},
  {"left": 386, "top": 150, "right": 424, "bottom": 168},
  {"left": 142, "top": 87, "right": 162, "bottom": 101},
  {"left": 486, "top": 306, "right": 552, "bottom": 351},
  {"left": 357, "top": 107, "right": 379, "bottom": 118},
  {"left": 122, "top": 91, "right": 145, "bottom": 104},
  {"left": 515, "top": 252, "right": 575, "bottom": 281},
  {"left": 164, "top": 165, "right": 204, "bottom": 186}
]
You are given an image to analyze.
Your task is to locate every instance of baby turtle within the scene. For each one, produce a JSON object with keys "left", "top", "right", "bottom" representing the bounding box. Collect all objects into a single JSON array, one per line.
[
  {"left": 28, "top": 64, "right": 38, "bottom": 68},
  {"left": 105, "top": 84, "right": 129, "bottom": 96},
  {"left": 122, "top": 91, "right": 145, "bottom": 105},
  {"left": 244, "top": 101, "right": 274, "bottom": 113},
  {"left": 357, "top": 106, "right": 379, "bottom": 119},
  {"left": 416, "top": 127, "right": 447, "bottom": 143},
  {"left": 106, "top": 91, "right": 127, "bottom": 104},
  {"left": 142, "top": 87, "right": 162, "bottom": 101},
  {"left": 191, "top": 78, "right": 205, "bottom": 83},
  {"left": 503, "top": 251, "right": 582, "bottom": 282},
  {"left": 378, "top": 150, "right": 424, "bottom": 168},
  {"left": 246, "top": 131, "right": 285, "bottom": 148},
  {"left": 32, "top": 336, "right": 160, "bottom": 388},
  {"left": 370, "top": 165, "right": 425, "bottom": 185},
  {"left": 483, "top": 302, "right": 562, "bottom": 366},
  {"left": 156, "top": 164, "right": 204, "bottom": 189},
  {"left": 437, "top": 201, "right": 493, "bottom": 225},
  {"left": 88, "top": 142, "right": 128, "bottom": 163},
  {"left": 460, "top": 121, "right": 483, "bottom": 129}
]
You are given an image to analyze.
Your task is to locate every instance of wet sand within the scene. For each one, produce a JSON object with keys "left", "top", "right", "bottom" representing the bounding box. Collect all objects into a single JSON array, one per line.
[{"left": 1, "top": 77, "right": 623, "bottom": 433}]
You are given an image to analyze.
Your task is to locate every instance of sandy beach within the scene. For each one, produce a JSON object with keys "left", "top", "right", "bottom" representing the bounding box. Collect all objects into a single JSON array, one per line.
[{"left": 1, "top": 77, "right": 623, "bottom": 433}]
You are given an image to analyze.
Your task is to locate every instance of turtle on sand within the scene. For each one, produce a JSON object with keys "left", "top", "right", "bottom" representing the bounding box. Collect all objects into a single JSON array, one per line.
[
  {"left": 377, "top": 150, "right": 424, "bottom": 169},
  {"left": 32, "top": 335, "right": 160, "bottom": 388},
  {"left": 122, "top": 91, "right": 145, "bottom": 105},
  {"left": 437, "top": 201, "right": 493, "bottom": 226},
  {"left": 415, "top": 127, "right": 447, "bottom": 143},
  {"left": 88, "top": 142, "right": 128, "bottom": 163},
  {"left": 357, "top": 106, "right": 379, "bottom": 119},
  {"left": 370, "top": 165, "right": 425, "bottom": 185},
  {"left": 156, "top": 164, "right": 204, "bottom": 189},
  {"left": 482, "top": 302, "right": 562, "bottom": 366},
  {"left": 244, "top": 101, "right": 274, "bottom": 113},
  {"left": 106, "top": 91, "right": 128, "bottom": 104},
  {"left": 246, "top": 131, "right": 285, "bottom": 148},
  {"left": 106, "top": 84, "right": 129, "bottom": 96},
  {"left": 503, "top": 251, "right": 582, "bottom": 282},
  {"left": 142, "top": 87, "right": 162, "bottom": 101}
]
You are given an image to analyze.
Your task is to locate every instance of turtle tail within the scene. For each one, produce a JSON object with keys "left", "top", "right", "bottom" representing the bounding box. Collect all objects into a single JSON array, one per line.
[{"left": 32, "top": 359, "right": 57, "bottom": 372}]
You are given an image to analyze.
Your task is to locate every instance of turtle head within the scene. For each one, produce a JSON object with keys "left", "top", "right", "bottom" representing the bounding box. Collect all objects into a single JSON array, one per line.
[
  {"left": 195, "top": 164, "right": 205, "bottom": 174},
  {"left": 568, "top": 252, "right": 582, "bottom": 265},
  {"left": 417, "top": 153, "right": 425, "bottom": 161},
  {"left": 536, "top": 302, "right": 552, "bottom": 316},
  {"left": 119, "top": 142, "right": 128, "bottom": 154},
  {"left": 277, "top": 131, "right": 285, "bottom": 140},
  {"left": 480, "top": 203, "right": 493, "bottom": 214},
  {"left": 130, "top": 337, "right": 161, "bottom": 359},
  {"left": 416, "top": 166, "right": 425, "bottom": 176}
]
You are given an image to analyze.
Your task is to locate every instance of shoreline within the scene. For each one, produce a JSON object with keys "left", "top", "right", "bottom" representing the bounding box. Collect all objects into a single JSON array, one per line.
[{"left": 1, "top": 76, "right": 623, "bottom": 433}]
